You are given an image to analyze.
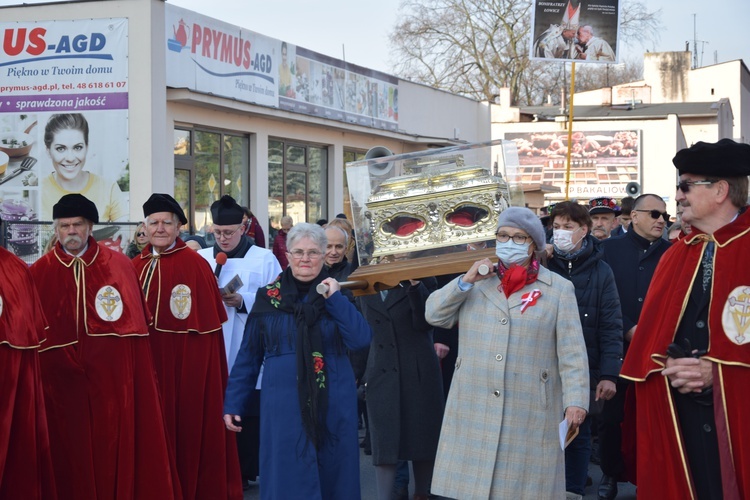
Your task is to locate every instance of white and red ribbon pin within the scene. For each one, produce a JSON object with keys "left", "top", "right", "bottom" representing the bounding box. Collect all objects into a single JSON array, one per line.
[{"left": 520, "top": 289, "right": 542, "bottom": 313}]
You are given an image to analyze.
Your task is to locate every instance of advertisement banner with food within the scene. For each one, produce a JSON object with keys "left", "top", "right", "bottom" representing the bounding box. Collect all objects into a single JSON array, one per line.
[
  {"left": 277, "top": 43, "right": 399, "bottom": 132},
  {"left": 0, "top": 18, "right": 130, "bottom": 257},
  {"left": 505, "top": 130, "right": 640, "bottom": 200}
]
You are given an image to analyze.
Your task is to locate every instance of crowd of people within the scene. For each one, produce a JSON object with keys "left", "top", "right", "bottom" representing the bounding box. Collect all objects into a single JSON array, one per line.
[{"left": 1, "top": 138, "right": 749, "bottom": 500}]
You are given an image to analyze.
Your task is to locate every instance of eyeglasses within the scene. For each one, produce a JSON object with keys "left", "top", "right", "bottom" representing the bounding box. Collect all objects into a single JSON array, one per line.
[
  {"left": 213, "top": 225, "right": 243, "bottom": 239},
  {"left": 496, "top": 232, "right": 531, "bottom": 245},
  {"left": 634, "top": 209, "right": 670, "bottom": 222},
  {"left": 288, "top": 249, "right": 324, "bottom": 260},
  {"left": 136, "top": 232, "right": 146, "bottom": 237},
  {"left": 676, "top": 179, "right": 716, "bottom": 193}
]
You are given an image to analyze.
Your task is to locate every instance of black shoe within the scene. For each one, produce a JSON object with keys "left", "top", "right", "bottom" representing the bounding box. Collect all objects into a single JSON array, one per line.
[{"left": 598, "top": 475, "right": 618, "bottom": 500}]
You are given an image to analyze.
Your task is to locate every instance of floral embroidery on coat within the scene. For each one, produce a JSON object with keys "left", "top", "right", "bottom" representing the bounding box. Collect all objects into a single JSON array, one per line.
[
  {"left": 312, "top": 351, "right": 326, "bottom": 388},
  {"left": 266, "top": 281, "right": 281, "bottom": 308}
]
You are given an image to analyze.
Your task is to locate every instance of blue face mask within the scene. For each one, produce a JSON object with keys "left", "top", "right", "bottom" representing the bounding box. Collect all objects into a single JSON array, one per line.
[{"left": 495, "top": 240, "right": 531, "bottom": 267}]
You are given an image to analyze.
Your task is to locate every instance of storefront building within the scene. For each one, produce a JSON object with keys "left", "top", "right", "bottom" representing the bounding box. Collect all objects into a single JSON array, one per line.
[
  {"left": 2, "top": 2, "right": 748, "bottom": 259},
  {"left": 0, "top": 0, "right": 490, "bottom": 245}
]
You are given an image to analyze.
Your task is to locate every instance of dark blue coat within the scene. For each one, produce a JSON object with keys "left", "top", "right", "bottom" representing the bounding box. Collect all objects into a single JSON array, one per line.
[
  {"left": 600, "top": 230, "right": 671, "bottom": 354},
  {"left": 224, "top": 290, "right": 372, "bottom": 500},
  {"left": 547, "top": 235, "right": 623, "bottom": 388}
]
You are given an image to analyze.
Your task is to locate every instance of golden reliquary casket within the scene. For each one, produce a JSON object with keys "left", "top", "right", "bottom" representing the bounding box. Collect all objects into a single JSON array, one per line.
[{"left": 346, "top": 140, "right": 516, "bottom": 268}]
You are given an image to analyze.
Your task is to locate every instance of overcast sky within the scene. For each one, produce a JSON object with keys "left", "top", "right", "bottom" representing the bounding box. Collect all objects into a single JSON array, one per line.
[
  {"left": 166, "top": 0, "right": 749, "bottom": 73},
  {"left": 1, "top": 0, "right": 748, "bottom": 74}
]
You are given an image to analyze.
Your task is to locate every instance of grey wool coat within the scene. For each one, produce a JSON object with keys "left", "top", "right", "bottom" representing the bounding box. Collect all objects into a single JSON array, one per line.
[
  {"left": 359, "top": 279, "right": 445, "bottom": 465},
  {"left": 425, "top": 266, "right": 589, "bottom": 499}
]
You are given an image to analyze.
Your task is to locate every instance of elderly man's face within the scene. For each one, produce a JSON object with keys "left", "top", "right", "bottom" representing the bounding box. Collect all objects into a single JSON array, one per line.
[
  {"left": 146, "top": 211, "right": 180, "bottom": 253},
  {"left": 56, "top": 216, "right": 91, "bottom": 253},
  {"left": 562, "top": 29, "right": 577, "bottom": 41},
  {"left": 577, "top": 28, "right": 592, "bottom": 44},
  {"left": 591, "top": 212, "right": 617, "bottom": 240},
  {"left": 675, "top": 173, "right": 721, "bottom": 232},
  {"left": 324, "top": 227, "right": 347, "bottom": 266}
]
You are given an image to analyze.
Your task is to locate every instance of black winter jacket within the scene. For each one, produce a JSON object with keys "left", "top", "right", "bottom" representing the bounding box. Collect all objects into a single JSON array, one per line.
[
  {"left": 600, "top": 230, "right": 671, "bottom": 355},
  {"left": 547, "top": 235, "right": 623, "bottom": 389}
]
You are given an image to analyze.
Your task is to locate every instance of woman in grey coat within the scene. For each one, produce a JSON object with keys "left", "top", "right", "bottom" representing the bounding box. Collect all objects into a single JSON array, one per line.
[
  {"left": 425, "top": 207, "right": 589, "bottom": 499},
  {"left": 358, "top": 276, "right": 444, "bottom": 500}
]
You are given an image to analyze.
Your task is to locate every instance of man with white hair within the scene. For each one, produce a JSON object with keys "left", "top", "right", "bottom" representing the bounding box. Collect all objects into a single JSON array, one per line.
[
  {"left": 31, "top": 194, "right": 180, "bottom": 499},
  {"left": 133, "top": 193, "right": 243, "bottom": 499},
  {"left": 575, "top": 25, "right": 615, "bottom": 62}
]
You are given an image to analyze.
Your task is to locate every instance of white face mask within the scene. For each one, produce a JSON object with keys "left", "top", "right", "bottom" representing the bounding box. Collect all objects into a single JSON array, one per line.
[
  {"left": 495, "top": 240, "right": 531, "bottom": 266},
  {"left": 553, "top": 228, "right": 583, "bottom": 253}
]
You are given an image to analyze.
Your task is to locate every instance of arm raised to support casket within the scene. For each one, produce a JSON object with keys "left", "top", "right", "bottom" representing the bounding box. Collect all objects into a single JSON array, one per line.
[{"left": 321, "top": 247, "right": 496, "bottom": 296}]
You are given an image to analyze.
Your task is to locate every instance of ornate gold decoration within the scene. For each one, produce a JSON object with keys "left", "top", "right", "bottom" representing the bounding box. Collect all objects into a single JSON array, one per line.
[
  {"left": 95, "top": 285, "right": 123, "bottom": 322},
  {"left": 170, "top": 284, "right": 192, "bottom": 320},
  {"left": 723, "top": 286, "right": 750, "bottom": 345},
  {"left": 365, "top": 163, "right": 508, "bottom": 257}
]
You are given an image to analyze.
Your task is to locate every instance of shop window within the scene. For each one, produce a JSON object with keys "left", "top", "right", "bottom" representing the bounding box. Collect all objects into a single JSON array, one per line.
[
  {"left": 268, "top": 139, "right": 328, "bottom": 236},
  {"left": 173, "top": 127, "right": 249, "bottom": 235}
]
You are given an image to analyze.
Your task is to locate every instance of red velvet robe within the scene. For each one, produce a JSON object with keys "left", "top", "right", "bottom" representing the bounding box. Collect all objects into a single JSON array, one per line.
[
  {"left": 0, "top": 247, "right": 56, "bottom": 499},
  {"left": 133, "top": 239, "right": 243, "bottom": 500},
  {"left": 620, "top": 209, "right": 750, "bottom": 499},
  {"left": 30, "top": 238, "right": 181, "bottom": 500}
]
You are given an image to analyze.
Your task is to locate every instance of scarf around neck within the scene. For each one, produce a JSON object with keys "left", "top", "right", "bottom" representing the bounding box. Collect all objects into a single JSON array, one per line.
[
  {"left": 254, "top": 266, "right": 331, "bottom": 450},
  {"left": 496, "top": 258, "right": 540, "bottom": 298},
  {"left": 213, "top": 234, "right": 252, "bottom": 259}
]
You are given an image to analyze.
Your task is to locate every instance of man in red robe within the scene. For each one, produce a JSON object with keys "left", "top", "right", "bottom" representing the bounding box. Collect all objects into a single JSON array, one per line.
[
  {"left": 30, "top": 194, "right": 180, "bottom": 499},
  {"left": 0, "top": 241, "right": 56, "bottom": 499},
  {"left": 621, "top": 139, "right": 750, "bottom": 499},
  {"left": 133, "top": 193, "right": 243, "bottom": 500}
]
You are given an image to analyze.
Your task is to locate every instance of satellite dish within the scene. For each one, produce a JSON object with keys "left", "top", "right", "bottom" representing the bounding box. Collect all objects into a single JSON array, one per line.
[
  {"left": 626, "top": 182, "right": 641, "bottom": 197},
  {"left": 365, "top": 146, "right": 394, "bottom": 176}
]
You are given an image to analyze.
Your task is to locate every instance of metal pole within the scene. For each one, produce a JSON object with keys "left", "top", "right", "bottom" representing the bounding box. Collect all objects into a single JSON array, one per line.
[{"left": 564, "top": 62, "right": 576, "bottom": 201}]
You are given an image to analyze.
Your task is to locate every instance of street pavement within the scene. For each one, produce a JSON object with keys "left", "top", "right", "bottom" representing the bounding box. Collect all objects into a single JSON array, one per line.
[{"left": 242, "top": 428, "right": 637, "bottom": 499}]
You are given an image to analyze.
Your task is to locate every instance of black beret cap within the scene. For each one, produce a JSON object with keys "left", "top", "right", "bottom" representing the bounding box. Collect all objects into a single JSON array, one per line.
[
  {"left": 210, "top": 195, "right": 244, "bottom": 225},
  {"left": 587, "top": 196, "right": 621, "bottom": 216},
  {"left": 143, "top": 193, "right": 187, "bottom": 225},
  {"left": 673, "top": 138, "right": 750, "bottom": 176},
  {"left": 52, "top": 193, "right": 99, "bottom": 223}
]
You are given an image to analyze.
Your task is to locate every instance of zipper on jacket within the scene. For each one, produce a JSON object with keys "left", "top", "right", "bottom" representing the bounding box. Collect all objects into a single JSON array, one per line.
[{"left": 568, "top": 260, "right": 573, "bottom": 277}]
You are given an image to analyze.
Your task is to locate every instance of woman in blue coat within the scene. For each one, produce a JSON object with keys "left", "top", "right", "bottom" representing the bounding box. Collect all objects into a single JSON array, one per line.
[{"left": 224, "top": 223, "right": 372, "bottom": 499}]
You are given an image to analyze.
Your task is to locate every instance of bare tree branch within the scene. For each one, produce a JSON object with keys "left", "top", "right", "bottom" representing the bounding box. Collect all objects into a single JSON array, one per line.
[{"left": 389, "top": 0, "right": 662, "bottom": 105}]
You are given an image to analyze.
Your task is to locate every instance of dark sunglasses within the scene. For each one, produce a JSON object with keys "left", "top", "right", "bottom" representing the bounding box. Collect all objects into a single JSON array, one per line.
[
  {"left": 634, "top": 209, "right": 670, "bottom": 222},
  {"left": 137, "top": 232, "right": 146, "bottom": 237},
  {"left": 676, "top": 179, "right": 716, "bottom": 193}
]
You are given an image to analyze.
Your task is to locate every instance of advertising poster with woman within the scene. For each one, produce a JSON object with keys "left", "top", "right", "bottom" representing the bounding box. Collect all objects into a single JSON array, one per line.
[{"left": 0, "top": 18, "right": 129, "bottom": 256}]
